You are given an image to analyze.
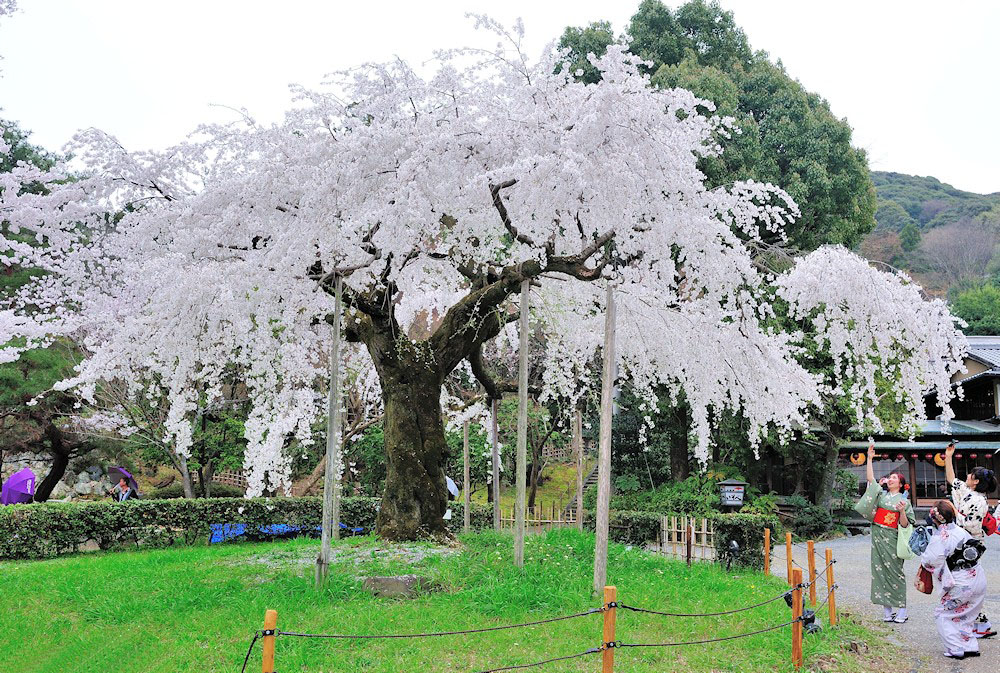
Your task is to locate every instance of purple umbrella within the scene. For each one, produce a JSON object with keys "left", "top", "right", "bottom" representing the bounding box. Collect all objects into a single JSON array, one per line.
[
  {"left": 1, "top": 468, "right": 36, "bottom": 505},
  {"left": 107, "top": 466, "right": 139, "bottom": 494}
]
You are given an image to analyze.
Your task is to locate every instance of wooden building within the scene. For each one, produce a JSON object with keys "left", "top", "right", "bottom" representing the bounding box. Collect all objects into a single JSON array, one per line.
[{"left": 838, "top": 336, "right": 1000, "bottom": 507}]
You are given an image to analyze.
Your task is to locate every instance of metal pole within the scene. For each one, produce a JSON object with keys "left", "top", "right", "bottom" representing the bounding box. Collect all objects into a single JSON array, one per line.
[
  {"left": 463, "top": 420, "right": 471, "bottom": 533},
  {"left": 593, "top": 283, "right": 616, "bottom": 592},
  {"left": 492, "top": 398, "right": 501, "bottom": 532},
  {"left": 316, "top": 275, "right": 342, "bottom": 586},
  {"left": 514, "top": 279, "right": 530, "bottom": 567}
]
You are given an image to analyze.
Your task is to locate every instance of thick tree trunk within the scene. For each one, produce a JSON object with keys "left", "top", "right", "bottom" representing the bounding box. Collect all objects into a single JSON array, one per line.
[
  {"left": 374, "top": 363, "right": 450, "bottom": 541},
  {"left": 34, "top": 424, "right": 71, "bottom": 503},
  {"left": 178, "top": 456, "right": 195, "bottom": 499},
  {"left": 816, "top": 426, "right": 847, "bottom": 510},
  {"left": 203, "top": 460, "right": 214, "bottom": 498},
  {"left": 670, "top": 405, "right": 690, "bottom": 481}
]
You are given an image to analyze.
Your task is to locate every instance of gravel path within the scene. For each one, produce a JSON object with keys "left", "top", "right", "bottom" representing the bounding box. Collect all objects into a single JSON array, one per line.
[{"left": 770, "top": 532, "right": 1000, "bottom": 672}]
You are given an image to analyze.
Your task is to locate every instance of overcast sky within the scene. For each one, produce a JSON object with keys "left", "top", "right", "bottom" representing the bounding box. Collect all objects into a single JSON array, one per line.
[{"left": 1, "top": 1, "right": 997, "bottom": 194}]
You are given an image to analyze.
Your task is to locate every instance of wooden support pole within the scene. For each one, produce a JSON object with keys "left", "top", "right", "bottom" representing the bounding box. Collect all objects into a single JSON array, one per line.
[
  {"left": 763, "top": 528, "right": 771, "bottom": 576},
  {"left": 786, "top": 532, "right": 793, "bottom": 586},
  {"left": 686, "top": 521, "right": 693, "bottom": 567},
  {"left": 807, "top": 540, "right": 817, "bottom": 606},
  {"left": 262, "top": 609, "right": 278, "bottom": 673},
  {"left": 791, "top": 569, "right": 803, "bottom": 669},
  {"left": 463, "top": 420, "right": 471, "bottom": 534},
  {"left": 492, "top": 399, "right": 501, "bottom": 532},
  {"left": 602, "top": 586, "right": 617, "bottom": 673},
  {"left": 825, "top": 548, "right": 837, "bottom": 626},
  {"left": 593, "top": 283, "right": 616, "bottom": 593},
  {"left": 574, "top": 407, "right": 584, "bottom": 531},
  {"left": 316, "top": 274, "right": 342, "bottom": 586},
  {"left": 515, "top": 279, "right": 530, "bottom": 568}
]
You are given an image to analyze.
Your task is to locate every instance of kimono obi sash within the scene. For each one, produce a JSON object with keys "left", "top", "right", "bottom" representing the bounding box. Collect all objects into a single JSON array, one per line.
[{"left": 874, "top": 507, "right": 900, "bottom": 529}]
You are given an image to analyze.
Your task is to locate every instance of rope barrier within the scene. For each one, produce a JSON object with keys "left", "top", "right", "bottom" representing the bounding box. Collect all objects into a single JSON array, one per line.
[
  {"left": 618, "top": 589, "right": 792, "bottom": 618},
  {"left": 472, "top": 647, "right": 602, "bottom": 672},
  {"left": 612, "top": 616, "right": 801, "bottom": 649},
  {"left": 274, "top": 608, "right": 602, "bottom": 640},
  {"left": 240, "top": 631, "right": 262, "bottom": 673}
]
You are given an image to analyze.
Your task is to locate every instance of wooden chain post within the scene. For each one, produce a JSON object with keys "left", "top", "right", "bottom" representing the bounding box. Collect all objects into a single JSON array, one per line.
[
  {"left": 791, "top": 569, "right": 803, "bottom": 669},
  {"left": 262, "top": 609, "right": 278, "bottom": 673},
  {"left": 785, "top": 532, "right": 794, "bottom": 586},
  {"left": 602, "top": 586, "right": 617, "bottom": 673},
  {"left": 763, "top": 528, "right": 771, "bottom": 576},
  {"left": 825, "top": 548, "right": 837, "bottom": 626},
  {"left": 686, "top": 521, "right": 693, "bottom": 567},
  {"left": 807, "top": 540, "right": 817, "bottom": 606}
]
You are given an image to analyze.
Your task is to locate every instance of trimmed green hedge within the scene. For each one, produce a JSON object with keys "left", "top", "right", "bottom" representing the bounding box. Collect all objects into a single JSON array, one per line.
[{"left": 0, "top": 497, "right": 492, "bottom": 559}]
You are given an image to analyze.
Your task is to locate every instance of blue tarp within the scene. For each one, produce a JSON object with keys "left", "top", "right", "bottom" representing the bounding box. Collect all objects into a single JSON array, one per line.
[{"left": 208, "top": 522, "right": 365, "bottom": 544}]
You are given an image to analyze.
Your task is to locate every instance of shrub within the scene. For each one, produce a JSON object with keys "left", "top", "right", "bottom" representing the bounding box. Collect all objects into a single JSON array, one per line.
[
  {"left": 785, "top": 494, "right": 833, "bottom": 538},
  {"left": 711, "top": 512, "right": 779, "bottom": 569},
  {"left": 610, "top": 475, "right": 722, "bottom": 514},
  {"left": 0, "top": 496, "right": 495, "bottom": 560},
  {"left": 146, "top": 483, "right": 246, "bottom": 499}
]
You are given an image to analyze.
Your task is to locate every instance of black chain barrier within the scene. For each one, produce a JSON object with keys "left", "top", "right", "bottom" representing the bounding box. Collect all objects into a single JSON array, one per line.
[
  {"left": 473, "top": 647, "right": 603, "bottom": 673},
  {"left": 612, "top": 616, "right": 802, "bottom": 649},
  {"left": 274, "top": 607, "right": 602, "bottom": 640},
  {"left": 238, "top": 559, "right": 838, "bottom": 671}
]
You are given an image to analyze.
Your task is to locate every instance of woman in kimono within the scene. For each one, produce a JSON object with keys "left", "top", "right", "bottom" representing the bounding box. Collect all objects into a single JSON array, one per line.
[
  {"left": 919, "top": 500, "right": 987, "bottom": 660},
  {"left": 856, "top": 443, "right": 914, "bottom": 622},
  {"left": 944, "top": 442, "right": 997, "bottom": 637}
]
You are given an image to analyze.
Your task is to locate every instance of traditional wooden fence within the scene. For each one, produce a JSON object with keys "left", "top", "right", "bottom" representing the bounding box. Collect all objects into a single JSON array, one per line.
[
  {"left": 498, "top": 505, "right": 578, "bottom": 532},
  {"left": 658, "top": 515, "right": 716, "bottom": 562}
]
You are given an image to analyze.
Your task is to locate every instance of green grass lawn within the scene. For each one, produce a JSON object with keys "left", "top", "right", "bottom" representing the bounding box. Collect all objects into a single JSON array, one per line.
[{"left": 0, "top": 529, "right": 901, "bottom": 673}]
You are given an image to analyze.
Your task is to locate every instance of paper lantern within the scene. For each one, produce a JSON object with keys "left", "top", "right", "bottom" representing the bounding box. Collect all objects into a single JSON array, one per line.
[{"left": 850, "top": 453, "right": 866, "bottom": 466}]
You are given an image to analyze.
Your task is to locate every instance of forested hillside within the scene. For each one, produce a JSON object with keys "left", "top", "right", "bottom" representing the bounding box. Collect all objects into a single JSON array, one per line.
[{"left": 861, "top": 171, "right": 1000, "bottom": 303}]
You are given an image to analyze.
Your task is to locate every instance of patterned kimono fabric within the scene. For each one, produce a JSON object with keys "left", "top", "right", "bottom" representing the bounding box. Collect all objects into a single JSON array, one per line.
[
  {"left": 859, "top": 482, "right": 914, "bottom": 609},
  {"left": 951, "top": 478, "right": 991, "bottom": 636},
  {"left": 920, "top": 523, "right": 987, "bottom": 656}
]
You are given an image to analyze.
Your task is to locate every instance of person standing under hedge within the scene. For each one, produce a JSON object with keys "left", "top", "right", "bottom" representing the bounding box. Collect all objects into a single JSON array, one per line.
[{"left": 855, "top": 443, "right": 914, "bottom": 623}]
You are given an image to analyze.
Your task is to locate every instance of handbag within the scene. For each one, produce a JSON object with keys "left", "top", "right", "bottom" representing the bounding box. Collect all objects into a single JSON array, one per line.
[
  {"left": 908, "top": 525, "right": 931, "bottom": 555},
  {"left": 915, "top": 565, "right": 933, "bottom": 594},
  {"left": 896, "top": 523, "right": 916, "bottom": 560},
  {"left": 983, "top": 510, "right": 998, "bottom": 536}
]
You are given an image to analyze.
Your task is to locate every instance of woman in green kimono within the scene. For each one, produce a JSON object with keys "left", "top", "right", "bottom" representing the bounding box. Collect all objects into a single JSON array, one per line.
[{"left": 855, "top": 443, "right": 914, "bottom": 623}]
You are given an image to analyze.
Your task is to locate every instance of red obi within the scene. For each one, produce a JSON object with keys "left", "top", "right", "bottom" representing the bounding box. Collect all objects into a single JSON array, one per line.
[{"left": 874, "top": 507, "right": 900, "bottom": 529}]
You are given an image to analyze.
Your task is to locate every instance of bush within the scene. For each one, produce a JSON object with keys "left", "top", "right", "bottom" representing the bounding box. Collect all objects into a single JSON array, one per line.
[
  {"left": 609, "top": 475, "right": 722, "bottom": 515},
  {"left": 582, "top": 509, "right": 662, "bottom": 547},
  {"left": 146, "top": 483, "right": 246, "bottom": 499},
  {"left": 711, "top": 512, "right": 779, "bottom": 569},
  {"left": 0, "top": 496, "right": 497, "bottom": 560},
  {"left": 785, "top": 494, "right": 833, "bottom": 538}
]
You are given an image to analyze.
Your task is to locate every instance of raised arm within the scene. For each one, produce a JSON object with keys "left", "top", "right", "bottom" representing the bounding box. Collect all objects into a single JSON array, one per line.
[
  {"left": 866, "top": 442, "right": 876, "bottom": 484},
  {"left": 944, "top": 442, "right": 957, "bottom": 484}
]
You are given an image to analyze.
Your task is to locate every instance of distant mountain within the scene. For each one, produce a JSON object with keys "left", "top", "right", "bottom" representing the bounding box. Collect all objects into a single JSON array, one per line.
[{"left": 873, "top": 171, "right": 1000, "bottom": 231}]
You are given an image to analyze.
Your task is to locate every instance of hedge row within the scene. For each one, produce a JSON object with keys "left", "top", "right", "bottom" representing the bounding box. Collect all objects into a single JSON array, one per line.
[
  {"left": 0, "top": 497, "right": 492, "bottom": 560},
  {"left": 0, "top": 496, "right": 772, "bottom": 568}
]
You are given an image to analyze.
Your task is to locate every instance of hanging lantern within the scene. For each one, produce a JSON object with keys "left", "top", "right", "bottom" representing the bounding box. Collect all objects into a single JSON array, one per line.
[
  {"left": 925, "top": 453, "right": 933, "bottom": 460},
  {"left": 850, "top": 453, "right": 866, "bottom": 466},
  {"left": 895, "top": 454, "right": 904, "bottom": 460},
  {"left": 970, "top": 453, "right": 978, "bottom": 459},
  {"left": 910, "top": 453, "right": 918, "bottom": 458},
  {"left": 934, "top": 453, "right": 946, "bottom": 467}
]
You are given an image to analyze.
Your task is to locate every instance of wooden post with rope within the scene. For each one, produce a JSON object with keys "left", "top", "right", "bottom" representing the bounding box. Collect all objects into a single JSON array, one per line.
[
  {"left": 807, "top": 539, "right": 817, "bottom": 606},
  {"left": 602, "top": 586, "right": 617, "bottom": 673},
  {"left": 763, "top": 528, "right": 770, "bottom": 576},
  {"left": 825, "top": 547, "right": 838, "bottom": 626},
  {"left": 791, "top": 569, "right": 803, "bottom": 669},
  {"left": 262, "top": 609, "right": 277, "bottom": 673},
  {"left": 785, "top": 532, "right": 793, "bottom": 586}
]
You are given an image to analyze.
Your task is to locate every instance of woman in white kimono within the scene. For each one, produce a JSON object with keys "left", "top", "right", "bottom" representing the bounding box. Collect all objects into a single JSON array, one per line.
[{"left": 919, "top": 500, "right": 988, "bottom": 661}]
